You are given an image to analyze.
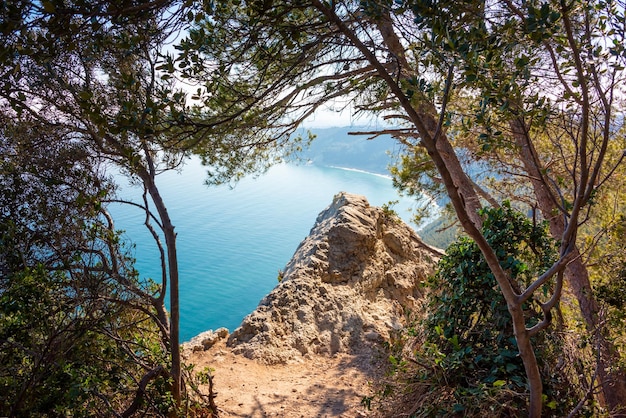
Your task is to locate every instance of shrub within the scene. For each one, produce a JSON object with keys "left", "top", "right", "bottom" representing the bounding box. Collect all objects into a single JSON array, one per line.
[{"left": 378, "top": 203, "right": 586, "bottom": 416}]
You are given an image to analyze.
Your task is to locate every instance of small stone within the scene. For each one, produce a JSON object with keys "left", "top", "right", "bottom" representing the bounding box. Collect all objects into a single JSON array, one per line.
[{"left": 365, "top": 331, "right": 382, "bottom": 342}]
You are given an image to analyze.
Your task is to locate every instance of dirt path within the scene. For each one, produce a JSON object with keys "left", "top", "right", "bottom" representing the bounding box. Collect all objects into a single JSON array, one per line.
[{"left": 185, "top": 341, "right": 385, "bottom": 417}]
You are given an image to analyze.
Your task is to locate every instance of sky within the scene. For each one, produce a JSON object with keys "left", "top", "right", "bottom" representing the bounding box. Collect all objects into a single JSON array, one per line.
[{"left": 302, "top": 107, "right": 361, "bottom": 128}]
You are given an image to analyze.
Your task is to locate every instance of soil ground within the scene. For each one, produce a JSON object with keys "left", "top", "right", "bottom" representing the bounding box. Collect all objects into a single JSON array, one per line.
[{"left": 185, "top": 340, "right": 387, "bottom": 417}]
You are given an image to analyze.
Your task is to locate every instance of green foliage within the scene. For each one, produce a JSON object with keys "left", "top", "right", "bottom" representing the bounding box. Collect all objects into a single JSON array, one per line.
[
  {"left": 360, "top": 394, "right": 374, "bottom": 411},
  {"left": 0, "top": 120, "right": 173, "bottom": 416},
  {"left": 416, "top": 203, "right": 569, "bottom": 414},
  {"left": 381, "top": 200, "right": 400, "bottom": 222},
  {"left": 592, "top": 215, "right": 626, "bottom": 364},
  {"left": 182, "top": 364, "right": 219, "bottom": 416},
  {"left": 174, "top": 0, "right": 395, "bottom": 183},
  {"left": 594, "top": 216, "right": 626, "bottom": 308},
  {"left": 371, "top": 205, "right": 588, "bottom": 415},
  {"left": 0, "top": 266, "right": 168, "bottom": 416},
  {"left": 0, "top": 3, "right": 203, "bottom": 412}
]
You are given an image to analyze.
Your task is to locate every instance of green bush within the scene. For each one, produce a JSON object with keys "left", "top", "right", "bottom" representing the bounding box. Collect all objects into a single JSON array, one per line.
[
  {"left": 0, "top": 251, "right": 172, "bottom": 416},
  {"left": 413, "top": 202, "right": 577, "bottom": 416},
  {"left": 0, "top": 128, "right": 174, "bottom": 416}
]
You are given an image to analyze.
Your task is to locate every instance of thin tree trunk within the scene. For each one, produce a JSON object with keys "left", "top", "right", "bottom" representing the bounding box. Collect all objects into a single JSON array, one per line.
[
  {"left": 511, "top": 304, "right": 544, "bottom": 417},
  {"left": 150, "top": 186, "right": 181, "bottom": 407},
  {"left": 511, "top": 118, "right": 626, "bottom": 412},
  {"left": 138, "top": 168, "right": 182, "bottom": 409}
]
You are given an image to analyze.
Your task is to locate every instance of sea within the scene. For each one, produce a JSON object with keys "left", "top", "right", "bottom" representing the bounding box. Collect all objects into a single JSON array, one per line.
[{"left": 108, "top": 158, "right": 424, "bottom": 341}]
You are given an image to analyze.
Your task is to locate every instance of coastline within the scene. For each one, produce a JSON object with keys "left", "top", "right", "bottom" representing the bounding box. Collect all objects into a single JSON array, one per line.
[{"left": 327, "top": 164, "right": 393, "bottom": 179}]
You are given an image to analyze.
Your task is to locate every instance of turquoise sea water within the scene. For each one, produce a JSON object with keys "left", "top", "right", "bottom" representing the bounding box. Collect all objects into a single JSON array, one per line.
[{"left": 108, "top": 159, "right": 423, "bottom": 341}]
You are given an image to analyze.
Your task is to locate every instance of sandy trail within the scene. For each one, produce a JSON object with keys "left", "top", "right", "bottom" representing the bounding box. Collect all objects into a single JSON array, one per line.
[{"left": 186, "top": 340, "right": 384, "bottom": 417}]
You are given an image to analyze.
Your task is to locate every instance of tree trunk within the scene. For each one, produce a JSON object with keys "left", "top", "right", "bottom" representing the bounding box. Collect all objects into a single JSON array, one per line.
[
  {"left": 162, "top": 210, "right": 181, "bottom": 408},
  {"left": 511, "top": 118, "right": 626, "bottom": 412},
  {"left": 138, "top": 169, "right": 182, "bottom": 409},
  {"left": 511, "top": 305, "right": 544, "bottom": 418}
]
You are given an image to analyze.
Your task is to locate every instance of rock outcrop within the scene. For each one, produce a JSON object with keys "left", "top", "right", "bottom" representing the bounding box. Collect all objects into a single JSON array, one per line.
[
  {"left": 186, "top": 327, "right": 230, "bottom": 352},
  {"left": 225, "top": 192, "right": 443, "bottom": 364}
]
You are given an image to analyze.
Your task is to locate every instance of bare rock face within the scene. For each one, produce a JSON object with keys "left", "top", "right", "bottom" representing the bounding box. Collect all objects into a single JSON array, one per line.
[
  {"left": 185, "top": 327, "right": 229, "bottom": 352},
  {"left": 227, "top": 192, "right": 442, "bottom": 364}
]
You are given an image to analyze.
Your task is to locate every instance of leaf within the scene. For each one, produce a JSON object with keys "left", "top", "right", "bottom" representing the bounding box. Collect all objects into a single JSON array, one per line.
[
  {"left": 515, "top": 55, "right": 529, "bottom": 68},
  {"left": 493, "top": 379, "right": 507, "bottom": 387},
  {"left": 505, "top": 362, "right": 518, "bottom": 373}
]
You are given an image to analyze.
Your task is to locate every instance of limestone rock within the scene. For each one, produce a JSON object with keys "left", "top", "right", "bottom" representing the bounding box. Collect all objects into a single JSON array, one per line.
[
  {"left": 185, "top": 327, "right": 229, "bottom": 352},
  {"left": 227, "top": 192, "right": 442, "bottom": 364}
]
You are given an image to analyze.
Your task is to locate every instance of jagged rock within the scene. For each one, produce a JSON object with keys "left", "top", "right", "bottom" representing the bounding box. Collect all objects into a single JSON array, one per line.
[
  {"left": 227, "top": 192, "right": 443, "bottom": 364},
  {"left": 185, "top": 327, "right": 229, "bottom": 352}
]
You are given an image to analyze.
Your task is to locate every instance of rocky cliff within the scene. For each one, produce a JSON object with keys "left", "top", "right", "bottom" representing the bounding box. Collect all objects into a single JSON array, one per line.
[{"left": 189, "top": 192, "right": 438, "bottom": 364}]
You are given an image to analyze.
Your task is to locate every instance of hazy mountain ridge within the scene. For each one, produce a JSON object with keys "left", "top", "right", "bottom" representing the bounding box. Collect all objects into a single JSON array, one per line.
[{"left": 297, "top": 126, "right": 399, "bottom": 175}]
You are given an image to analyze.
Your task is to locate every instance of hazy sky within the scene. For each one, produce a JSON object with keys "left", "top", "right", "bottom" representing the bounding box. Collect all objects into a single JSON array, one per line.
[
  {"left": 303, "top": 108, "right": 356, "bottom": 128},
  {"left": 302, "top": 102, "right": 386, "bottom": 129}
]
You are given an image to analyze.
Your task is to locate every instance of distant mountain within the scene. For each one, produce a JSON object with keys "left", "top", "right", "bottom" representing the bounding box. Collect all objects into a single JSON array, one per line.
[{"left": 295, "top": 126, "right": 399, "bottom": 175}]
